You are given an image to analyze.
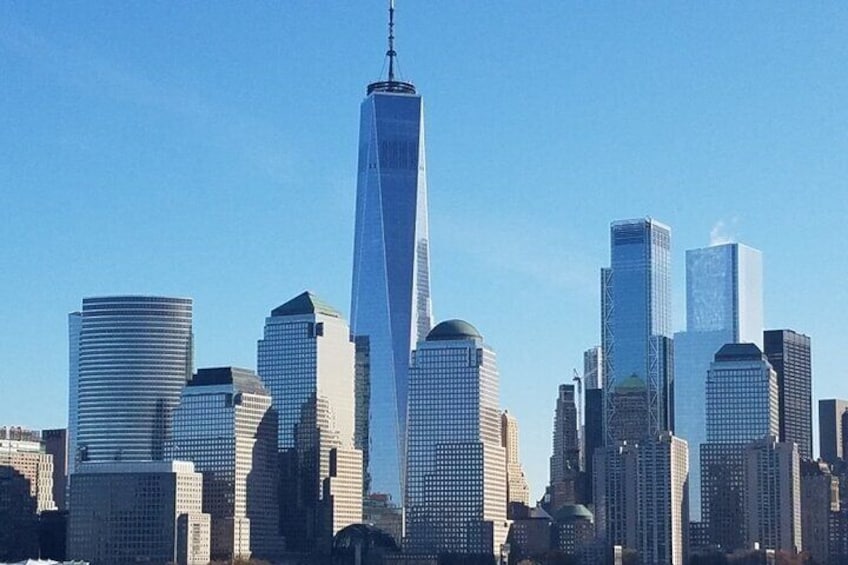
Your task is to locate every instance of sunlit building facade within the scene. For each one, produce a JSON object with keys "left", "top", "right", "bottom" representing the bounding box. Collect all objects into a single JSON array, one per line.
[
  {"left": 764, "top": 329, "right": 813, "bottom": 460},
  {"left": 501, "top": 410, "right": 530, "bottom": 509},
  {"left": 257, "top": 292, "right": 362, "bottom": 551},
  {"left": 168, "top": 367, "right": 281, "bottom": 561},
  {"left": 674, "top": 242, "right": 763, "bottom": 520},
  {"left": 602, "top": 218, "right": 672, "bottom": 444},
  {"left": 350, "top": 69, "right": 432, "bottom": 517},
  {"left": 405, "top": 320, "right": 507, "bottom": 555},
  {"left": 71, "top": 296, "right": 193, "bottom": 465}
]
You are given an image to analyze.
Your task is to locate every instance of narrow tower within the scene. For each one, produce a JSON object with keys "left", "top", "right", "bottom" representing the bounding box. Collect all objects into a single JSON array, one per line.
[{"left": 350, "top": 0, "right": 432, "bottom": 528}]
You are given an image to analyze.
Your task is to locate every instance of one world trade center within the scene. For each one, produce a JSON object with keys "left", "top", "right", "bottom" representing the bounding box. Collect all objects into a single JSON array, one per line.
[{"left": 350, "top": 1, "right": 432, "bottom": 537}]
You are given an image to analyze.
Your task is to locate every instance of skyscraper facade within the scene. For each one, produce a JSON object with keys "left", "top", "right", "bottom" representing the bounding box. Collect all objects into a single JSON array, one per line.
[
  {"left": 257, "top": 292, "right": 362, "bottom": 550},
  {"left": 71, "top": 296, "right": 193, "bottom": 465},
  {"left": 743, "top": 437, "right": 802, "bottom": 553},
  {"left": 583, "top": 346, "right": 603, "bottom": 390},
  {"left": 800, "top": 459, "right": 839, "bottom": 564},
  {"left": 636, "top": 433, "right": 689, "bottom": 565},
  {"left": 549, "top": 384, "right": 580, "bottom": 512},
  {"left": 583, "top": 388, "right": 604, "bottom": 505},
  {"left": 819, "top": 398, "right": 848, "bottom": 464},
  {"left": 349, "top": 12, "right": 432, "bottom": 511},
  {"left": 42, "top": 428, "right": 67, "bottom": 511},
  {"left": 602, "top": 218, "right": 672, "bottom": 444},
  {"left": 0, "top": 427, "right": 56, "bottom": 513},
  {"left": 674, "top": 242, "right": 763, "bottom": 521},
  {"left": 405, "top": 320, "right": 507, "bottom": 555},
  {"left": 168, "top": 367, "right": 281, "bottom": 560},
  {"left": 501, "top": 410, "right": 531, "bottom": 510},
  {"left": 68, "top": 461, "right": 210, "bottom": 565},
  {"left": 700, "top": 344, "right": 779, "bottom": 552},
  {"left": 764, "top": 329, "right": 813, "bottom": 460},
  {"left": 68, "top": 311, "right": 81, "bottom": 475}
]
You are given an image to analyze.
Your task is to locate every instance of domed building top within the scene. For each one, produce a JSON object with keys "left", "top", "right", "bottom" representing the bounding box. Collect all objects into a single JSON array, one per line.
[
  {"left": 426, "top": 319, "right": 482, "bottom": 341},
  {"left": 554, "top": 504, "right": 593, "bottom": 523}
]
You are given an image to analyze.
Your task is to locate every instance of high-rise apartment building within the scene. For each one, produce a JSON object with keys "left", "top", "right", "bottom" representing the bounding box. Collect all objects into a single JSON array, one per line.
[
  {"left": 501, "top": 410, "right": 530, "bottom": 510},
  {"left": 257, "top": 292, "right": 362, "bottom": 550},
  {"left": 800, "top": 459, "right": 839, "bottom": 564},
  {"left": 819, "top": 399, "right": 848, "bottom": 464},
  {"left": 673, "top": 242, "right": 762, "bottom": 521},
  {"left": 42, "top": 428, "right": 67, "bottom": 511},
  {"left": 68, "top": 461, "right": 210, "bottom": 565},
  {"left": 584, "top": 346, "right": 604, "bottom": 390},
  {"left": 549, "top": 384, "right": 580, "bottom": 511},
  {"left": 70, "top": 296, "right": 193, "bottom": 466},
  {"left": 743, "top": 437, "right": 802, "bottom": 553},
  {"left": 350, "top": 4, "right": 432, "bottom": 515},
  {"left": 764, "top": 329, "right": 813, "bottom": 459},
  {"left": 701, "top": 344, "right": 779, "bottom": 552},
  {"left": 636, "top": 433, "right": 689, "bottom": 565},
  {"left": 405, "top": 320, "right": 508, "bottom": 555},
  {"left": 168, "top": 367, "right": 281, "bottom": 560},
  {"left": 602, "top": 218, "right": 672, "bottom": 444}
]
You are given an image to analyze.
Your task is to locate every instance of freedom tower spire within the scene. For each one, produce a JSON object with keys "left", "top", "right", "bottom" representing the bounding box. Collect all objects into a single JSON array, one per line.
[{"left": 350, "top": 0, "right": 432, "bottom": 539}]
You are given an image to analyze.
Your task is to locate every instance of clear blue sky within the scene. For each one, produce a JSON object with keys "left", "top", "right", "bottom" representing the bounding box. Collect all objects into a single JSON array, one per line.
[{"left": 2, "top": 2, "right": 847, "bottom": 500}]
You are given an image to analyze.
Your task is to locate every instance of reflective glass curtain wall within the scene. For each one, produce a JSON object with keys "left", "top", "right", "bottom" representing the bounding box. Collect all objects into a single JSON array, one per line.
[
  {"left": 603, "top": 218, "right": 672, "bottom": 444},
  {"left": 350, "top": 86, "right": 432, "bottom": 506},
  {"left": 674, "top": 243, "right": 763, "bottom": 521}
]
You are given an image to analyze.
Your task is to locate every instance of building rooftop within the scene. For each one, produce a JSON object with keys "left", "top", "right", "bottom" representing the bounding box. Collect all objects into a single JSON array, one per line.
[
  {"left": 189, "top": 367, "right": 267, "bottom": 395},
  {"left": 554, "top": 504, "right": 593, "bottom": 522},
  {"left": 271, "top": 291, "right": 341, "bottom": 319},
  {"left": 426, "top": 319, "right": 482, "bottom": 341},
  {"left": 714, "top": 343, "right": 764, "bottom": 362}
]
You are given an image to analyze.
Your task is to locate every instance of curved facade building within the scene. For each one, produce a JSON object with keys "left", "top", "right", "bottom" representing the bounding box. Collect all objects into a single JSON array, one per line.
[{"left": 72, "top": 296, "right": 193, "bottom": 465}]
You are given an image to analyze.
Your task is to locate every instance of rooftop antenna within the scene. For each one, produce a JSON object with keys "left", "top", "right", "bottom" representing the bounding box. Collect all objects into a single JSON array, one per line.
[
  {"left": 367, "top": 0, "right": 416, "bottom": 95},
  {"left": 387, "top": 0, "right": 397, "bottom": 82}
]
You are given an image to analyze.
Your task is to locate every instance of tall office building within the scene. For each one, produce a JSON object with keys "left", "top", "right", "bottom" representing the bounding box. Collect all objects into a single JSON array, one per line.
[
  {"left": 602, "top": 218, "right": 672, "bottom": 444},
  {"left": 636, "top": 433, "right": 689, "bottom": 565},
  {"left": 593, "top": 443, "right": 638, "bottom": 549},
  {"left": 584, "top": 346, "right": 604, "bottom": 390},
  {"left": 71, "top": 296, "right": 193, "bottom": 465},
  {"left": 701, "top": 344, "right": 779, "bottom": 552},
  {"left": 583, "top": 388, "right": 604, "bottom": 505},
  {"left": 549, "top": 384, "right": 580, "bottom": 511},
  {"left": 800, "top": 459, "right": 839, "bottom": 564},
  {"left": 743, "top": 437, "right": 802, "bottom": 553},
  {"left": 168, "top": 367, "right": 281, "bottom": 561},
  {"left": 405, "top": 320, "right": 508, "bottom": 555},
  {"left": 42, "top": 428, "right": 67, "bottom": 511},
  {"left": 819, "top": 399, "right": 848, "bottom": 464},
  {"left": 68, "top": 312, "right": 81, "bottom": 475},
  {"left": 257, "top": 292, "right": 362, "bottom": 550},
  {"left": 673, "top": 243, "right": 762, "bottom": 521},
  {"left": 349, "top": 2, "right": 432, "bottom": 513},
  {"left": 68, "top": 461, "right": 210, "bottom": 565},
  {"left": 501, "top": 411, "right": 531, "bottom": 510},
  {"left": 764, "top": 329, "right": 813, "bottom": 459}
]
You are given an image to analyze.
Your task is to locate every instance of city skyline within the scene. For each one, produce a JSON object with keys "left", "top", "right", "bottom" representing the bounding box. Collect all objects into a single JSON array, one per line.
[{"left": 3, "top": 2, "right": 848, "bottom": 501}]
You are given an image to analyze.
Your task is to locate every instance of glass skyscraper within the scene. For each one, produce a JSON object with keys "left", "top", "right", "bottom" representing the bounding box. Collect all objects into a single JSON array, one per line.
[
  {"left": 405, "top": 320, "right": 507, "bottom": 555},
  {"left": 674, "top": 242, "right": 762, "bottom": 520},
  {"left": 349, "top": 44, "right": 432, "bottom": 510},
  {"left": 764, "top": 329, "right": 813, "bottom": 460},
  {"left": 71, "top": 296, "right": 193, "bottom": 465},
  {"left": 602, "top": 218, "right": 672, "bottom": 444}
]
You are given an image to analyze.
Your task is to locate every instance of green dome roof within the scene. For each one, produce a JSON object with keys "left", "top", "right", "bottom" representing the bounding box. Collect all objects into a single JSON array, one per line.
[
  {"left": 426, "top": 319, "right": 482, "bottom": 341},
  {"left": 554, "top": 504, "right": 593, "bottom": 522}
]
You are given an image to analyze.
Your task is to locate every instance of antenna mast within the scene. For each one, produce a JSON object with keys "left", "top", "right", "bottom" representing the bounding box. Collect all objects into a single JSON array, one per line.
[{"left": 387, "top": 0, "right": 397, "bottom": 82}]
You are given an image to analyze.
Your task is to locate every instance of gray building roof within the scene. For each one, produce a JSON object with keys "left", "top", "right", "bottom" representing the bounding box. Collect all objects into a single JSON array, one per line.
[
  {"left": 426, "top": 319, "right": 481, "bottom": 341},
  {"left": 271, "top": 291, "right": 341, "bottom": 319}
]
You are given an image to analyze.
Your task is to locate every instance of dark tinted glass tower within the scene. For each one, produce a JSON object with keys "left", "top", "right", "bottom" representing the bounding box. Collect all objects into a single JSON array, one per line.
[
  {"left": 350, "top": 4, "right": 432, "bottom": 517},
  {"left": 764, "top": 330, "right": 812, "bottom": 459}
]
